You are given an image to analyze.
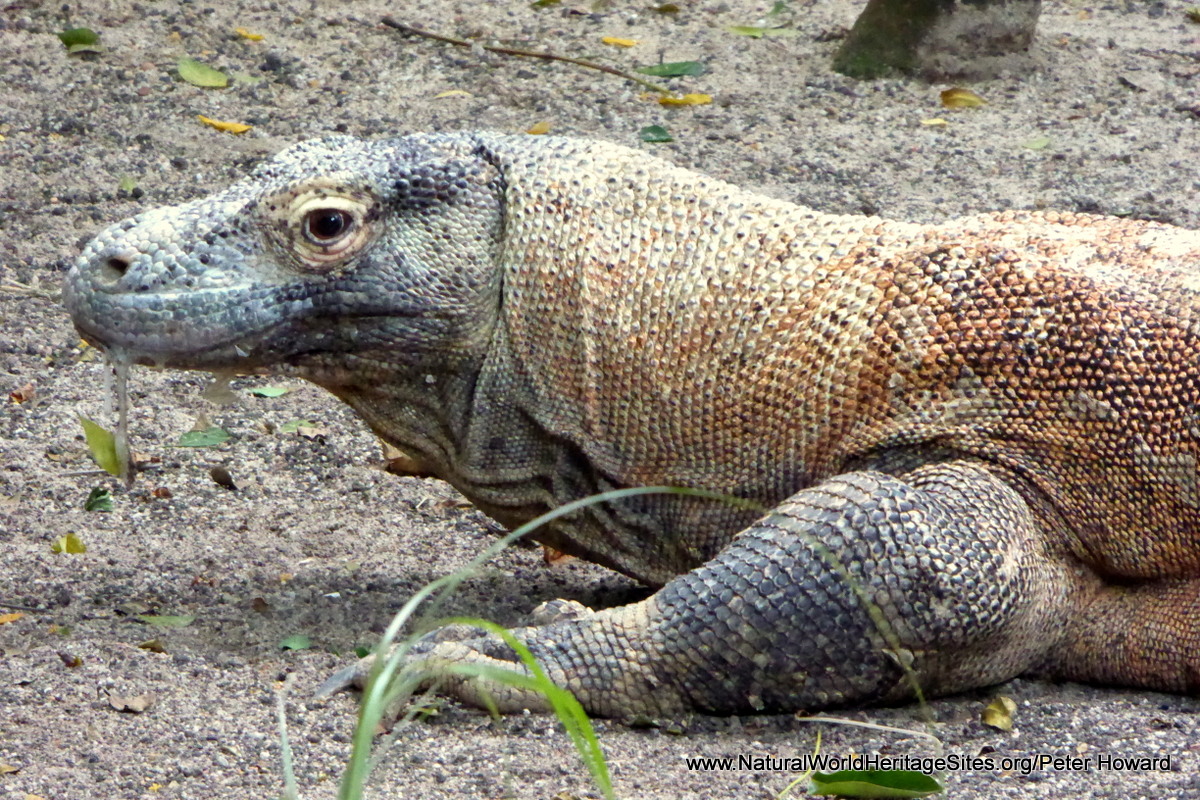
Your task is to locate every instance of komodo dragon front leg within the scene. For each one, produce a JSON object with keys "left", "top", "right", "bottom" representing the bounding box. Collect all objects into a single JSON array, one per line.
[{"left": 327, "top": 461, "right": 1080, "bottom": 716}]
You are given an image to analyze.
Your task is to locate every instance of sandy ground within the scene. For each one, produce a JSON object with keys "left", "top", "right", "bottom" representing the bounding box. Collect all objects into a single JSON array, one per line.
[{"left": 2, "top": 0, "right": 1200, "bottom": 798}]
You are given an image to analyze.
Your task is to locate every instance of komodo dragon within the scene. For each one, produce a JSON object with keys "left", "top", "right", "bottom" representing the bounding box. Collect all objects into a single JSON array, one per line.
[{"left": 64, "top": 133, "right": 1200, "bottom": 717}]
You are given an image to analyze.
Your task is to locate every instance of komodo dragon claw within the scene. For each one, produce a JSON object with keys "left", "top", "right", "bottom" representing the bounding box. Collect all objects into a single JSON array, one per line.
[{"left": 316, "top": 601, "right": 597, "bottom": 702}]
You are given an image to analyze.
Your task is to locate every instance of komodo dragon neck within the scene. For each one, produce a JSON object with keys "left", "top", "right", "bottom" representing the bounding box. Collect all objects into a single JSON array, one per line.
[{"left": 328, "top": 137, "right": 932, "bottom": 584}]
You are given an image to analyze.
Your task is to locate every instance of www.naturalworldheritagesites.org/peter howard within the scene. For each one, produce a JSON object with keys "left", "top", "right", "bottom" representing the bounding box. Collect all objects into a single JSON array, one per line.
[{"left": 684, "top": 752, "right": 1176, "bottom": 774}]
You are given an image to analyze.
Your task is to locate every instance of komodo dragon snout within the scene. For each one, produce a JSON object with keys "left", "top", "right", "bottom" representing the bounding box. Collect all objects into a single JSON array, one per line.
[{"left": 65, "top": 132, "right": 1200, "bottom": 717}]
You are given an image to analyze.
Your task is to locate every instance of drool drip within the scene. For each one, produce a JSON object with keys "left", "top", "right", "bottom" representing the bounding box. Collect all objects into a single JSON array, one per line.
[{"left": 103, "top": 350, "right": 134, "bottom": 487}]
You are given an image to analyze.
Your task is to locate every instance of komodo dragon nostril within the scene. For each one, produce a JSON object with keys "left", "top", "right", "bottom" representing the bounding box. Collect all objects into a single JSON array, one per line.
[{"left": 100, "top": 255, "right": 131, "bottom": 282}]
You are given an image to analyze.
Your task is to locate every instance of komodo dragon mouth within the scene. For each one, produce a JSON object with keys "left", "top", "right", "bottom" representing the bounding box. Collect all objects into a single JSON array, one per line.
[{"left": 63, "top": 132, "right": 1200, "bottom": 717}]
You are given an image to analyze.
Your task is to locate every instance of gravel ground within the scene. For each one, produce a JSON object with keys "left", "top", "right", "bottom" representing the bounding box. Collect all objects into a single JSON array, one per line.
[{"left": 2, "top": 1, "right": 1199, "bottom": 798}]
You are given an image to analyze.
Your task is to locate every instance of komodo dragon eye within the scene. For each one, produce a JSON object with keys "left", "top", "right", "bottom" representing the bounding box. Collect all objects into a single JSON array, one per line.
[
  {"left": 268, "top": 181, "right": 380, "bottom": 272},
  {"left": 305, "top": 208, "right": 353, "bottom": 242}
]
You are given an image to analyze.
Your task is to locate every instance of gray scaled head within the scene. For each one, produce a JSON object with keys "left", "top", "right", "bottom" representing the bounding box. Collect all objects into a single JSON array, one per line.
[{"left": 63, "top": 133, "right": 508, "bottom": 384}]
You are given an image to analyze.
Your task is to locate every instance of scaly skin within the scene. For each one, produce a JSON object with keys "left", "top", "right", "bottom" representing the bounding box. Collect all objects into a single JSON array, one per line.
[{"left": 64, "top": 133, "right": 1200, "bottom": 716}]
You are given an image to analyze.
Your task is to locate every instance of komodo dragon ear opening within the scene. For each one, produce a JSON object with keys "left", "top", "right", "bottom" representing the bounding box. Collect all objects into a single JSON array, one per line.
[{"left": 388, "top": 143, "right": 508, "bottom": 215}]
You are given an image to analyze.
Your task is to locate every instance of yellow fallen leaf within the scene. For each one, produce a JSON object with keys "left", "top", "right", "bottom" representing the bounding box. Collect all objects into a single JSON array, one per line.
[
  {"left": 51, "top": 533, "right": 86, "bottom": 554},
  {"left": 234, "top": 27, "right": 264, "bottom": 41},
  {"left": 920, "top": 117, "right": 949, "bottom": 126},
  {"left": 0, "top": 763, "right": 18, "bottom": 774},
  {"left": 433, "top": 89, "right": 472, "bottom": 99},
  {"left": 659, "top": 93, "right": 712, "bottom": 106},
  {"left": 526, "top": 120, "right": 552, "bottom": 135},
  {"left": 0, "top": 612, "right": 24, "bottom": 625},
  {"left": 601, "top": 36, "right": 638, "bottom": 47},
  {"left": 941, "top": 87, "right": 986, "bottom": 108},
  {"left": 981, "top": 695, "right": 1017, "bottom": 731},
  {"left": 197, "top": 115, "right": 251, "bottom": 134}
]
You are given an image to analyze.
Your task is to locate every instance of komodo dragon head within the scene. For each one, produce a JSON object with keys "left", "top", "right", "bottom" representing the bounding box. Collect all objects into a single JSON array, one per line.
[{"left": 65, "top": 133, "right": 506, "bottom": 382}]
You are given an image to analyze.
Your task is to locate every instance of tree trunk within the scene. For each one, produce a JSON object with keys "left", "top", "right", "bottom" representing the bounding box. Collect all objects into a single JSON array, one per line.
[{"left": 833, "top": 0, "right": 1042, "bottom": 80}]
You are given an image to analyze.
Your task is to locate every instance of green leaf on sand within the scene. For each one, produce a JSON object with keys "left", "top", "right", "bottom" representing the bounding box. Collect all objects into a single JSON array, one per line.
[
  {"left": 639, "top": 125, "right": 674, "bottom": 143},
  {"left": 57, "top": 27, "right": 99, "bottom": 47},
  {"left": 177, "top": 57, "right": 229, "bottom": 88},
  {"left": 85, "top": 487, "right": 113, "bottom": 512},
  {"left": 811, "top": 770, "right": 944, "bottom": 798},
  {"left": 78, "top": 415, "right": 122, "bottom": 476},
  {"left": 635, "top": 61, "right": 706, "bottom": 77},
  {"left": 177, "top": 427, "right": 231, "bottom": 447}
]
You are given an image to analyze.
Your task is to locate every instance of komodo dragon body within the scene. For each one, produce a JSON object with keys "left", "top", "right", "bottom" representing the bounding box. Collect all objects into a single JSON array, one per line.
[{"left": 65, "top": 133, "right": 1200, "bottom": 716}]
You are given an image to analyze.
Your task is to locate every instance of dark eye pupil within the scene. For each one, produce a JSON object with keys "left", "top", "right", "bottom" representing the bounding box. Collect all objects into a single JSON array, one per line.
[{"left": 308, "top": 210, "right": 348, "bottom": 240}]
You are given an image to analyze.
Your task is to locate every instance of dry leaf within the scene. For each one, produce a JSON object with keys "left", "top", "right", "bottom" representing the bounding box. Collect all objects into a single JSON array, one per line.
[
  {"left": 381, "top": 447, "right": 432, "bottom": 477},
  {"left": 9, "top": 383, "right": 34, "bottom": 403},
  {"left": 659, "top": 93, "right": 712, "bottom": 106},
  {"left": 138, "top": 639, "right": 167, "bottom": 653},
  {"left": 109, "top": 693, "right": 156, "bottom": 713},
  {"left": 940, "top": 87, "right": 987, "bottom": 108},
  {"left": 601, "top": 36, "right": 638, "bottom": 47},
  {"left": 526, "top": 120, "right": 552, "bottom": 135},
  {"left": 209, "top": 465, "right": 237, "bottom": 490},
  {"left": 542, "top": 545, "right": 576, "bottom": 564},
  {"left": 920, "top": 117, "right": 949, "bottom": 127},
  {"left": 294, "top": 423, "right": 327, "bottom": 440},
  {"left": 0, "top": 612, "right": 24, "bottom": 625},
  {"left": 981, "top": 695, "right": 1017, "bottom": 731},
  {"left": 433, "top": 89, "right": 471, "bottom": 99},
  {"left": 151, "top": 486, "right": 173, "bottom": 499},
  {"left": 58, "top": 651, "right": 82, "bottom": 668},
  {"left": 197, "top": 115, "right": 252, "bottom": 134},
  {"left": 234, "top": 27, "right": 264, "bottom": 40},
  {"left": 0, "top": 763, "right": 19, "bottom": 774}
]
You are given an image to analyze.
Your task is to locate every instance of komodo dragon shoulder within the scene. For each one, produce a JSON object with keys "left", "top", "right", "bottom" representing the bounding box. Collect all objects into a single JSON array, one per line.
[{"left": 64, "top": 133, "right": 1200, "bottom": 716}]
